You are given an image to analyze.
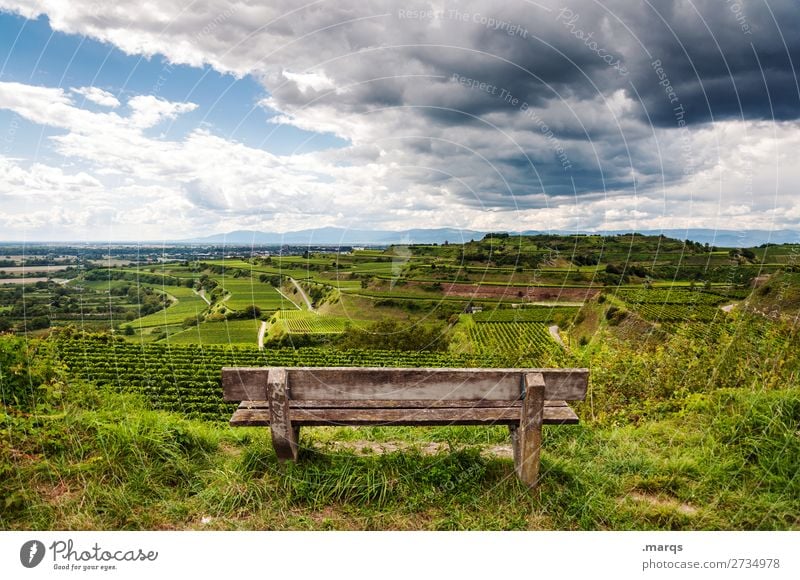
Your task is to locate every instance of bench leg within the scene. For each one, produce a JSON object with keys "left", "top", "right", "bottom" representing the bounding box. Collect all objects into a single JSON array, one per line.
[
  {"left": 516, "top": 372, "right": 545, "bottom": 488},
  {"left": 267, "top": 368, "right": 299, "bottom": 461}
]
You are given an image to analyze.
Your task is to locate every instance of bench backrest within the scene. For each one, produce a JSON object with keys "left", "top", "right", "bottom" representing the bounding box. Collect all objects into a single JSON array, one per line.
[{"left": 222, "top": 367, "right": 589, "bottom": 402}]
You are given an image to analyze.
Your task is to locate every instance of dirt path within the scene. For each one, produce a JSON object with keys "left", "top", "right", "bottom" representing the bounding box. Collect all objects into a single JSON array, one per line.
[
  {"left": 195, "top": 288, "right": 211, "bottom": 305},
  {"left": 257, "top": 320, "right": 267, "bottom": 350},
  {"left": 549, "top": 325, "right": 566, "bottom": 348},
  {"left": 289, "top": 277, "right": 315, "bottom": 312}
]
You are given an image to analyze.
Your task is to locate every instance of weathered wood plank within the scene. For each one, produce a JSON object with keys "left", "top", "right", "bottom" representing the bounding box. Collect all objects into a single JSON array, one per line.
[
  {"left": 517, "top": 372, "right": 545, "bottom": 488},
  {"left": 266, "top": 368, "right": 298, "bottom": 461},
  {"left": 238, "top": 399, "right": 568, "bottom": 409},
  {"left": 229, "top": 403, "right": 578, "bottom": 426},
  {"left": 222, "top": 367, "right": 588, "bottom": 401},
  {"left": 221, "top": 367, "right": 268, "bottom": 401}
]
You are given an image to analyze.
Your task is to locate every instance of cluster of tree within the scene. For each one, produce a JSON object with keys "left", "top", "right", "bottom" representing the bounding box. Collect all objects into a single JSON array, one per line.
[
  {"left": 258, "top": 273, "right": 283, "bottom": 286},
  {"left": 572, "top": 254, "right": 600, "bottom": 267},
  {"left": 84, "top": 269, "right": 182, "bottom": 286},
  {"left": 729, "top": 248, "right": 757, "bottom": 261}
]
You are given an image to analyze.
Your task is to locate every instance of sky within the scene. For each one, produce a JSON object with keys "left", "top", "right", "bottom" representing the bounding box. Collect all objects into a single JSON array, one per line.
[{"left": 0, "top": 0, "right": 798, "bottom": 241}]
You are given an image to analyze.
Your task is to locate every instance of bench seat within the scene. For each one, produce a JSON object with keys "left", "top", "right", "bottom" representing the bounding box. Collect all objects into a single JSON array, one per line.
[
  {"left": 230, "top": 400, "right": 578, "bottom": 426},
  {"left": 222, "top": 366, "right": 588, "bottom": 488}
]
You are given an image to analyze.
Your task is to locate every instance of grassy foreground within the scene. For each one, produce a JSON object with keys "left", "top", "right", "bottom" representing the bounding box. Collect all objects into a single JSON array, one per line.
[{"left": 1, "top": 320, "right": 798, "bottom": 530}]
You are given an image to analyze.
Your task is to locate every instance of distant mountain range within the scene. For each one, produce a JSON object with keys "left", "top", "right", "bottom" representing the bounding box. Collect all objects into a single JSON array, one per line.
[{"left": 178, "top": 227, "right": 799, "bottom": 247}]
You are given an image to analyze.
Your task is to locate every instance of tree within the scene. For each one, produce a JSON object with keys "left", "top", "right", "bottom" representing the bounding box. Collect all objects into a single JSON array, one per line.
[{"left": 241, "top": 305, "right": 262, "bottom": 319}]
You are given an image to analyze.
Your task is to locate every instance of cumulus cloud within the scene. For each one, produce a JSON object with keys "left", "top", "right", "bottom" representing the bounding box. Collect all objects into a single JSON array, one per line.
[
  {"left": 0, "top": 0, "right": 798, "bottom": 239},
  {"left": 70, "top": 86, "right": 120, "bottom": 108}
]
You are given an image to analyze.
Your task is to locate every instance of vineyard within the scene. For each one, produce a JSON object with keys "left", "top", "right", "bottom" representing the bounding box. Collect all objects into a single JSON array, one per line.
[
  {"left": 615, "top": 288, "right": 727, "bottom": 305},
  {"left": 56, "top": 334, "right": 514, "bottom": 421},
  {"left": 471, "top": 306, "right": 580, "bottom": 323},
  {"left": 465, "top": 321, "right": 561, "bottom": 364},
  {"left": 629, "top": 303, "right": 724, "bottom": 322},
  {"left": 613, "top": 288, "right": 729, "bottom": 323},
  {"left": 271, "top": 310, "right": 350, "bottom": 334},
  {"left": 166, "top": 319, "right": 261, "bottom": 345}
]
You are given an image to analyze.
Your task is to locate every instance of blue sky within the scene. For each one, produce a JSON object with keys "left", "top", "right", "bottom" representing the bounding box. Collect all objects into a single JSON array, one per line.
[
  {"left": 0, "top": 1, "right": 798, "bottom": 241},
  {"left": 0, "top": 12, "right": 345, "bottom": 157}
]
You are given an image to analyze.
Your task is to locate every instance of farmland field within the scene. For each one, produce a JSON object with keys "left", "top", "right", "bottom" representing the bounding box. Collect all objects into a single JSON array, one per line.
[
  {"left": 55, "top": 334, "right": 508, "bottom": 420},
  {"left": 271, "top": 309, "right": 351, "bottom": 334},
  {"left": 167, "top": 319, "right": 261, "bottom": 345},
  {"left": 214, "top": 277, "right": 287, "bottom": 311},
  {"left": 130, "top": 285, "right": 208, "bottom": 328},
  {"left": 471, "top": 306, "right": 580, "bottom": 323},
  {"left": 615, "top": 288, "right": 727, "bottom": 305},
  {"left": 464, "top": 319, "right": 560, "bottom": 363},
  {"left": 629, "top": 303, "right": 725, "bottom": 323}
]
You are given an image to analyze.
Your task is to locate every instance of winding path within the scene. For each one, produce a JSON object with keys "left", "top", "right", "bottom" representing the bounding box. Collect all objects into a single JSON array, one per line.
[
  {"left": 194, "top": 288, "right": 211, "bottom": 305},
  {"left": 289, "top": 277, "right": 315, "bottom": 312},
  {"left": 257, "top": 321, "right": 267, "bottom": 350},
  {"left": 548, "top": 325, "right": 566, "bottom": 348}
]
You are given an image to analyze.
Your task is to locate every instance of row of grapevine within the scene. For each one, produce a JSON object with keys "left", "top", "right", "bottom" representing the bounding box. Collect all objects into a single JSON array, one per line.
[
  {"left": 615, "top": 288, "right": 727, "bottom": 305},
  {"left": 271, "top": 310, "right": 350, "bottom": 334},
  {"left": 55, "top": 334, "right": 514, "bottom": 421},
  {"left": 471, "top": 306, "right": 579, "bottom": 323},
  {"left": 630, "top": 303, "right": 723, "bottom": 322},
  {"left": 466, "top": 322, "right": 560, "bottom": 365}
]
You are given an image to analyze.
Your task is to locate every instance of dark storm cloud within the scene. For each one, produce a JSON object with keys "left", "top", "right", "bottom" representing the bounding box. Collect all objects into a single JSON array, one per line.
[
  {"left": 621, "top": 0, "right": 800, "bottom": 126},
  {"left": 277, "top": 0, "right": 800, "bottom": 126}
]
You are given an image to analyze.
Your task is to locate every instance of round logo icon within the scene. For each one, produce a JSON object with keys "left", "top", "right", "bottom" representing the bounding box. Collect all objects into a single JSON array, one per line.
[{"left": 20, "top": 540, "right": 46, "bottom": 568}]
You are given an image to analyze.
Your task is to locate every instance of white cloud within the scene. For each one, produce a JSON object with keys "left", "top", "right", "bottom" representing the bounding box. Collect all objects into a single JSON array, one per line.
[
  {"left": 127, "top": 95, "right": 198, "bottom": 129},
  {"left": 71, "top": 86, "right": 120, "bottom": 108}
]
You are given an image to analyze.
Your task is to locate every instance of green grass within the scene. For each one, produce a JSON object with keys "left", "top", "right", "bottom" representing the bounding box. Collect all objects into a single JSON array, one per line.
[
  {"left": 215, "top": 277, "right": 289, "bottom": 311},
  {"left": 2, "top": 376, "right": 797, "bottom": 530},
  {"left": 130, "top": 286, "right": 208, "bottom": 328}
]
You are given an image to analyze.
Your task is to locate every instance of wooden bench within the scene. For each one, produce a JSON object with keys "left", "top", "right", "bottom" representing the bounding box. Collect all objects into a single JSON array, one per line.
[{"left": 221, "top": 366, "right": 588, "bottom": 488}]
